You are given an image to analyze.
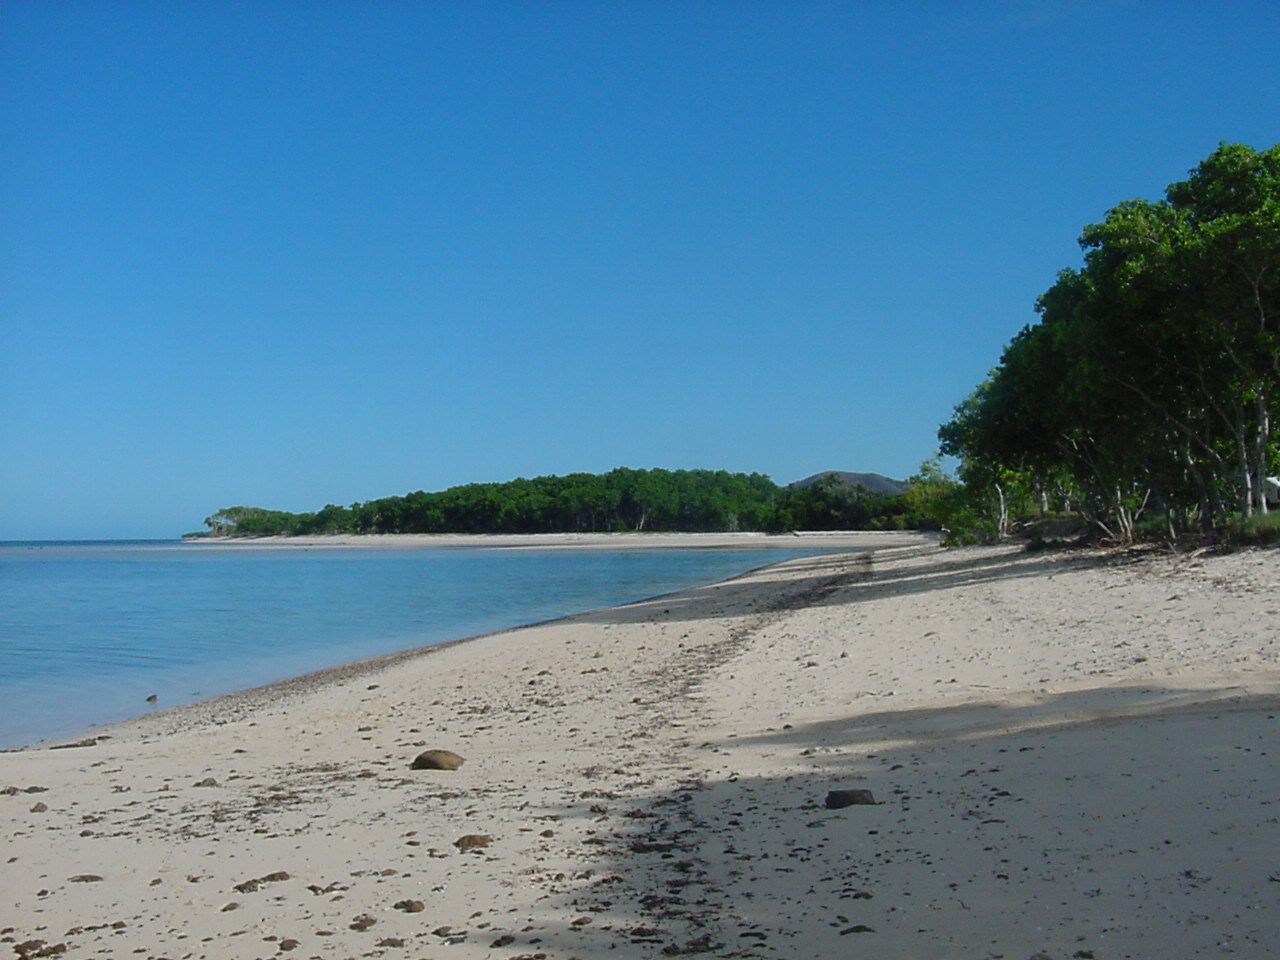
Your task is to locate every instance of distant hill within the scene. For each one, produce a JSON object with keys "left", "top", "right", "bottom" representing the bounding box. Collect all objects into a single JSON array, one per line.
[{"left": 789, "top": 471, "right": 909, "bottom": 495}]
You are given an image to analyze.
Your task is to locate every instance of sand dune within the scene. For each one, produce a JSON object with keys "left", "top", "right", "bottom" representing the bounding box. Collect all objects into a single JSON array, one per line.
[{"left": 3, "top": 538, "right": 1277, "bottom": 959}]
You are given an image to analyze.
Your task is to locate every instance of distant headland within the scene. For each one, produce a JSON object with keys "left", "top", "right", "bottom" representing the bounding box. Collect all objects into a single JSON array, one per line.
[{"left": 189, "top": 467, "right": 913, "bottom": 539}]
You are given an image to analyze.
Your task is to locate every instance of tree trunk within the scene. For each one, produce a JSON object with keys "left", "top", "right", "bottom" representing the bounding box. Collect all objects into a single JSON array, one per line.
[
  {"left": 1253, "top": 392, "right": 1271, "bottom": 515},
  {"left": 1236, "top": 427, "right": 1254, "bottom": 517}
]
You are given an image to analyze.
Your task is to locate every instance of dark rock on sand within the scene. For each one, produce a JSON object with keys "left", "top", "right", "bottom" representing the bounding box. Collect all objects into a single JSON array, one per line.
[
  {"left": 48, "top": 737, "right": 103, "bottom": 750},
  {"left": 825, "top": 789, "right": 876, "bottom": 808},
  {"left": 233, "top": 871, "right": 290, "bottom": 893},
  {"left": 662, "top": 933, "right": 718, "bottom": 954},
  {"left": 412, "top": 749, "right": 466, "bottom": 771},
  {"left": 14, "top": 940, "right": 67, "bottom": 959}
]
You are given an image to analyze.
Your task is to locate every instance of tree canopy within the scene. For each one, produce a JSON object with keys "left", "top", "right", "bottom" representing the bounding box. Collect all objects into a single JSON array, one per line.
[
  {"left": 939, "top": 142, "right": 1279, "bottom": 541},
  {"left": 199, "top": 467, "right": 912, "bottom": 538}
]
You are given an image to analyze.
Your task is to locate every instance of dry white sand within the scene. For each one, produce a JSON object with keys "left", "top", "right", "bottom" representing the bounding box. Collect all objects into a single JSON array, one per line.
[
  {"left": 3, "top": 536, "right": 1278, "bottom": 959},
  {"left": 182, "top": 531, "right": 914, "bottom": 550}
]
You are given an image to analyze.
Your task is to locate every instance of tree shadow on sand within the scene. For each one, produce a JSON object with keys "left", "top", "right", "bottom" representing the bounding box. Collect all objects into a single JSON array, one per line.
[
  {"left": 478, "top": 683, "right": 1280, "bottom": 959},
  {"left": 567, "top": 542, "right": 1095, "bottom": 629}
]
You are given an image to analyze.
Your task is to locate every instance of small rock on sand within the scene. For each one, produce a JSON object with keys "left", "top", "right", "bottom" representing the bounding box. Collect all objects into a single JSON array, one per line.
[
  {"left": 232, "top": 871, "right": 290, "bottom": 893},
  {"left": 825, "top": 789, "right": 876, "bottom": 808},
  {"left": 412, "top": 749, "right": 465, "bottom": 771}
]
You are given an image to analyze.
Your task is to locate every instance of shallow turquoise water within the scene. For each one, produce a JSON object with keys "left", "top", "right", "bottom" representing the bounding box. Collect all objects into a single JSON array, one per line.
[{"left": 0, "top": 540, "right": 837, "bottom": 747}]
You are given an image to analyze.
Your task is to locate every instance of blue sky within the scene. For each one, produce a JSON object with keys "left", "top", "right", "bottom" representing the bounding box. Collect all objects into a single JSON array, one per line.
[{"left": 2, "top": 1, "right": 1278, "bottom": 539}]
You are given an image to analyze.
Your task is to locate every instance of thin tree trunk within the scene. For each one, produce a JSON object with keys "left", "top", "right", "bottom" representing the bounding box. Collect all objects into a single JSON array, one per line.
[{"left": 1253, "top": 392, "right": 1271, "bottom": 515}]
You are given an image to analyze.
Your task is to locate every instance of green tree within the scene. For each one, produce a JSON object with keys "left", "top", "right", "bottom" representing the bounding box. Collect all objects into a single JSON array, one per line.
[{"left": 940, "top": 142, "right": 1279, "bottom": 541}]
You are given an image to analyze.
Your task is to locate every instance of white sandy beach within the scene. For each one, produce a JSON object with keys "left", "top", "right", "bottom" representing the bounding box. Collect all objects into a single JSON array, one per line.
[
  {"left": 182, "top": 531, "right": 914, "bottom": 550},
  {"left": 3, "top": 536, "right": 1278, "bottom": 959}
]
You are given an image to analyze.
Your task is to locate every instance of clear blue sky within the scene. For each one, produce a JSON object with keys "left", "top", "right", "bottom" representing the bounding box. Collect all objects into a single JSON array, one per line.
[{"left": 2, "top": 1, "right": 1277, "bottom": 539}]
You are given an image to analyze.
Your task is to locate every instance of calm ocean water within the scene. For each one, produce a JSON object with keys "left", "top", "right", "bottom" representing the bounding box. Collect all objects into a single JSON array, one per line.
[{"left": 0, "top": 540, "right": 837, "bottom": 748}]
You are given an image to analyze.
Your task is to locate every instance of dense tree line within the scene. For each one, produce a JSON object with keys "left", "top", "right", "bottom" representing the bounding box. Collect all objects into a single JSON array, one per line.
[
  {"left": 937, "top": 143, "right": 1279, "bottom": 542},
  {"left": 199, "top": 468, "right": 911, "bottom": 538}
]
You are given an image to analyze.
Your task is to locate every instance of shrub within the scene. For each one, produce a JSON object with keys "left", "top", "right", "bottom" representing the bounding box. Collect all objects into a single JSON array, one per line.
[{"left": 1224, "top": 512, "right": 1280, "bottom": 546}]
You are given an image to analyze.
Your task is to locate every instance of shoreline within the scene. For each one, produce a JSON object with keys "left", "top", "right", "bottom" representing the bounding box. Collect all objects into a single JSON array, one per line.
[
  {"left": 3, "top": 542, "right": 1277, "bottom": 958},
  {"left": 182, "top": 530, "right": 929, "bottom": 549},
  {"left": 9, "top": 532, "right": 932, "bottom": 752},
  {"left": 18, "top": 545, "right": 851, "bottom": 753}
]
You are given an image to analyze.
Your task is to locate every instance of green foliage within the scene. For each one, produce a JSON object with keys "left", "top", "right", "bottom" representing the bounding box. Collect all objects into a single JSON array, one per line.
[
  {"left": 939, "top": 142, "right": 1280, "bottom": 543},
  {"left": 899, "top": 457, "right": 993, "bottom": 543},
  {"left": 782, "top": 474, "right": 907, "bottom": 531},
  {"left": 1224, "top": 512, "right": 1280, "bottom": 546},
  {"left": 202, "top": 506, "right": 310, "bottom": 537},
  {"left": 202, "top": 468, "right": 913, "bottom": 538},
  {"left": 901, "top": 457, "right": 957, "bottom": 529}
]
